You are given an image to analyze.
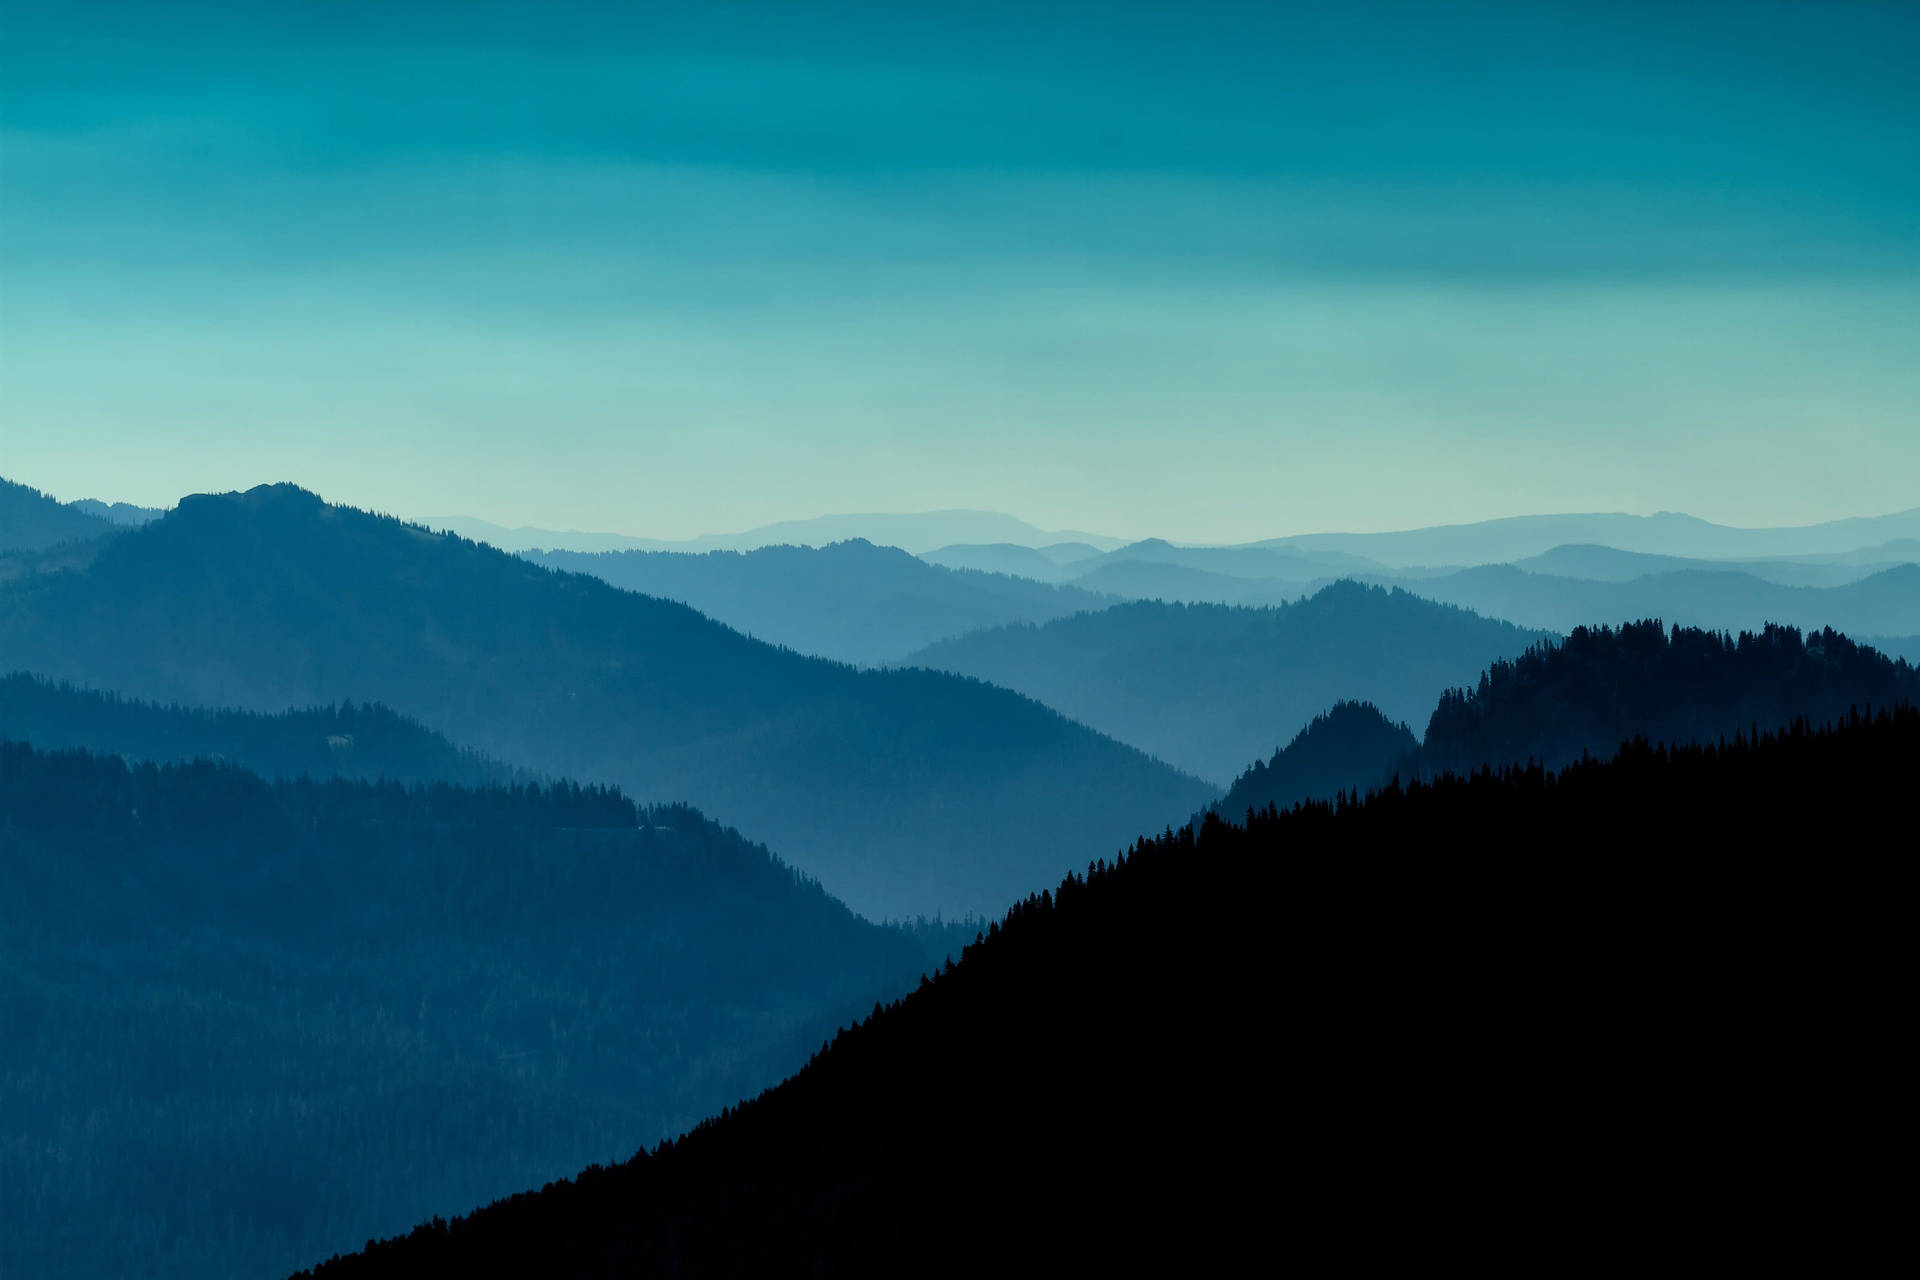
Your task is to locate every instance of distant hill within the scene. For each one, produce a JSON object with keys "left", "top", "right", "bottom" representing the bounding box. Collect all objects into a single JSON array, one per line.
[
  {"left": 1419, "top": 620, "right": 1920, "bottom": 778},
  {"left": 1865, "top": 634, "right": 1920, "bottom": 665},
  {"left": 0, "top": 476, "right": 117, "bottom": 551},
  {"left": 1068, "top": 558, "right": 1318, "bottom": 605},
  {"left": 68, "top": 497, "right": 167, "bottom": 526},
  {"left": 918, "top": 541, "right": 1102, "bottom": 578},
  {"left": 430, "top": 510, "right": 1127, "bottom": 556},
  {"left": 1395, "top": 562, "right": 1920, "bottom": 637},
  {"left": 0, "top": 485, "right": 1212, "bottom": 919},
  {"left": 904, "top": 582, "right": 1545, "bottom": 785},
  {"left": 0, "top": 672, "right": 517, "bottom": 787},
  {"left": 1211, "top": 700, "right": 1416, "bottom": 818},
  {"left": 0, "top": 739, "right": 944, "bottom": 1280},
  {"left": 294, "top": 708, "right": 1915, "bottom": 1278},
  {"left": 1256, "top": 506, "right": 1920, "bottom": 568},
  {"left": 1512, "top": 542, "right": 1916, "bottom": 588},
  {"left": 524, "top": 541, "right": 1114, "bottom": 666}
]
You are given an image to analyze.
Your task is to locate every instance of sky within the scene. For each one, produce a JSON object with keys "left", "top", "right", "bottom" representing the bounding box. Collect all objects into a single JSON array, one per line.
[{"left": 3, "top": 0, "right": 1918, "bottom": 543}]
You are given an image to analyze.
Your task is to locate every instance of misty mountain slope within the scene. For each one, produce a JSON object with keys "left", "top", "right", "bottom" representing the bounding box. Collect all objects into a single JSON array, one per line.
[
  {"left": 1211, "top": 700, "right": 1417, "bottom": 818},
  {"left": 524, "top": 540, "right": 1114, "bottom": 666},
  {"left": 1865, "top": 634, "right": 1920, "bottom": 665},
  {"left": 1257, "top": 506, "right": 1920, "bottom": 568},
  {"left": 1067, "top": 557, "right": 1319, "bottom": 605},
  {"left": 1418, "top": 620, "right": 1920, "bottom": 778},
  {"left": 69, "top": 497, "right": 168, "bottom": 526},
  {"left": 0, "top": 741, "right": 946, "bottom": 1280},
  {"left": 435, "top": 511, "right": 1126, "bottom": 556},
  {"left": 1511, "top": 542, "right": 1915, "bottom": 587},
  {"left": 296, "top": 708, "right": 1916, "bottom": 1279},
  {"left": 1397, "top": 562, "right": 1920, "bottom": 636},
  {"left": 0, "top": 485, "right": 1213, "bottom": 919},
  {"left": 918, "top": 541, "right": 1101, "bottom": 579},
  {"left": 0, "top": 672, "right": 519, "bottom": 787},
  {"left": 0, "top": 475, "right": 118, "bottom": 551},
  {"left": 904, "top": 582, "right": 1545, "bottom": 785},
  {"left": 1079, "top": 536, "right": 1386, "bottom": 580}
]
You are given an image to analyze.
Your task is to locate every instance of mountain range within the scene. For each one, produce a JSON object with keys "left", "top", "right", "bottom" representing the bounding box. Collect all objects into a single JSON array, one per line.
[
  {"left": 905, "top": 583, "right": 1546, "bottom": 785},
  {"left": 428, "top": 510, "right": 1128, "bottom": 556},
  {"left": 523, "top": 541, "right": 1114, "bottom": 667},
  {"left": 0, "top": 485, "right": 1212, "bottom": 919}
]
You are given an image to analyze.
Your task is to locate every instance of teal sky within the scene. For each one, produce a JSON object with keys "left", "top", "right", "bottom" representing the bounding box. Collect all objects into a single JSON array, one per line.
[{"left": 3, "top": 1, "right": 1917, "bottom": 542}]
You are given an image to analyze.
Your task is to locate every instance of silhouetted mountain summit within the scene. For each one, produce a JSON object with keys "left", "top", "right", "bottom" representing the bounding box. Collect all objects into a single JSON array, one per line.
[
  {"left": 0, "top": 485, "right": 1212, "bottom": 918},
  {"left": 1419, "top": 619, "right": 1920, "bottom": 777},
  {"left": 294, "top": 707, "right": 1916, "bottom": 1278},
  {"left": 525, "top": 540, "right": 1113, "bottom": 666},
  {"left": 906, "top": 582, "right": 1544, "bottom": 784},
  {"left": 1212, "top": 700, "right": 1416, "bottom": 817}
]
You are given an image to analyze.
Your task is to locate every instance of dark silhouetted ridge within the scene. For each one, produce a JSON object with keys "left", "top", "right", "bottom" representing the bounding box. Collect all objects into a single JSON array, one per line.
[
  {"left": 294, "top": 706, "right": 1914, "bottom": 1278},
  {"left": 1213, "top": 699, "right": 1416, "bottom": 817}
]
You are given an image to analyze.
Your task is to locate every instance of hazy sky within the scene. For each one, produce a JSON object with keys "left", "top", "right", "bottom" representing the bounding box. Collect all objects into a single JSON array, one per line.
[{"left": 4, "top": 1, "right": 1917, "bottom": 542}]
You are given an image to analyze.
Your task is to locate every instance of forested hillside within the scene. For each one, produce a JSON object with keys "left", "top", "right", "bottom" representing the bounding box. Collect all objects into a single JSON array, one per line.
[
  {"left": 0, "top": 485, "right": 1214, "bottom": 919},
  {"left": 906, "top": 582, "right": 1543, "bottom": 784},
  {"left": 297, "top": 707, "right": 1915, "bottom": 1278},
  {"left": 0, "top": 741, "right": 946, "bottom": 1280},
  {"left": 526, "top": 540, "right": 1111, "bottom": 666},
  {"left": 1419, "top": 620, "right": 1920, "bottom": 776},
  {"left": 0, "top": 476, "right": 116, "bottom": 552},
  {"left": 0, "top": 673, "right": 515, "bottom": 787}
]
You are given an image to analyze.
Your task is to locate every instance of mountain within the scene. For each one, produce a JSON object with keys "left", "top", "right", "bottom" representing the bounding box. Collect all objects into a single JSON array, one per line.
[
  {"left": 904, "top": 582, "right": 1545, "bottom": 786},
  {"left": 523, "top": 541, "right": 1114, "bottom": 666},
  {"left": 0, "top": 738, "right": 950, "bottom": 1280},
  {"left": 1511, "top": 542, "right": 1916, "bottom": 588},
  {"left": 1866, "top": 634, "right": 1920, "bottom": 665},
  {"left": 1395, "top": 562, "right": 1920, "bottom": 637},
  {"left": 918, "top": 541, "right": 1102, "bottom": 578},
  {"left": 0, "top": 485, "right": 1212, "bottom": 919},
  {"left": 294, "top": 707, "right": 1915, "bottom": 1278},
  {"left": 1068, "top": 558, "right": 1318, "bottom": 605},
  {"left": 0, "top": 476, "right": 117, "bottom": 551},
  {"left": 1086, "top": 537, "right": 1386, "bottom": 580},
  {"left": 1211, "top": 700, "right": 1417, "bottom": 817},
  {"left": 1419, "top": 620, "right": 1920, "bottom": 779},
  {"left": 68, "top": 497, "right": 168, "bottom": 526},
  {"left": 1256, "top": 506, "right": 1920, "bottom": 568},
  {"left": 429, "top": 511, "right": 1127, "bottom": 556},
  {"left": 0, "top": 672, "right": 517, "bottom": 787}
]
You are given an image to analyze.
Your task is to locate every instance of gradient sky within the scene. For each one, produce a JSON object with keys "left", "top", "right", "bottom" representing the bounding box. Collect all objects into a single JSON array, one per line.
[{"left": 3, "top": 1, "right": 1917, "bottom": 542}]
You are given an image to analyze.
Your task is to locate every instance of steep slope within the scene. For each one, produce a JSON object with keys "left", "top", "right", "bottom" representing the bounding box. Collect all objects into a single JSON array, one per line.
[
  {"left": 905, "top": 582, "right": 1544, "bottom": 785},
  {"left": 0, "top": 741, "right": 946, "bottom": 1280},
  {"left": 1419, "top": 620, "right": 1920, "bottom": 777},
  {"left": 1211, "top": 700, "right": 1416, "bottom": 817},
  {"left": 524, "top": 540, "right": 1113, "bottom": 666},
  {"left": 0, "top": 672, "right": 517, "bottom": 787},
  {"left": 296, "top": 707, "right": 1916, "bottom": 1279},
  {"left": 0, "top": 485, "right": 1212, "bottom": 918},
  {"left": 1397, "top": 562, "right": 1920, "bottom": 636},
  {"left": 0, "top": 475, "right": 117, "bottom": 551}
]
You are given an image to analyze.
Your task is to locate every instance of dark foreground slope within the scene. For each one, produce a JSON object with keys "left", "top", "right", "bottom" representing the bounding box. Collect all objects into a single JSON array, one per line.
[
  {"left": 0, "top": 672, "right": 517, "bottom": 787},
  {"left": 298, "top": 708, "right": 1915, "bottom": 1278},
  {"left": 906, "top": 582, "right": 1544, "bottom": 785},
  {"left": 526, "top": 540, "right": 1111, "bottom": 666},
  {"left": 0, "top": 486, "right": 1213, "bottom": 919},
  {"left": 0, "top": 742, "right": 947, "bottom": 1280}
]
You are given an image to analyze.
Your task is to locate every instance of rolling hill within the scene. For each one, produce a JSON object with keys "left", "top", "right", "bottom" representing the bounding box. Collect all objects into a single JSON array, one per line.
[
  {"left": 0, "top": 672, "right": 518, "bottom": 787},
  {"left": 0, "top": 485, "right": 1213, "bottom": 919},
  {"left": 0, "top": 476, "right": 118, "bottom": 552},
  {"left": 293, "top": 706, "right": 1915, "bottom": 1278},
  {"left": 904, "top": 582, "right": 1545, "bottom": 785},
  {"left": 524, "top": 540, "right": 1114, "bottom": 666}
]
